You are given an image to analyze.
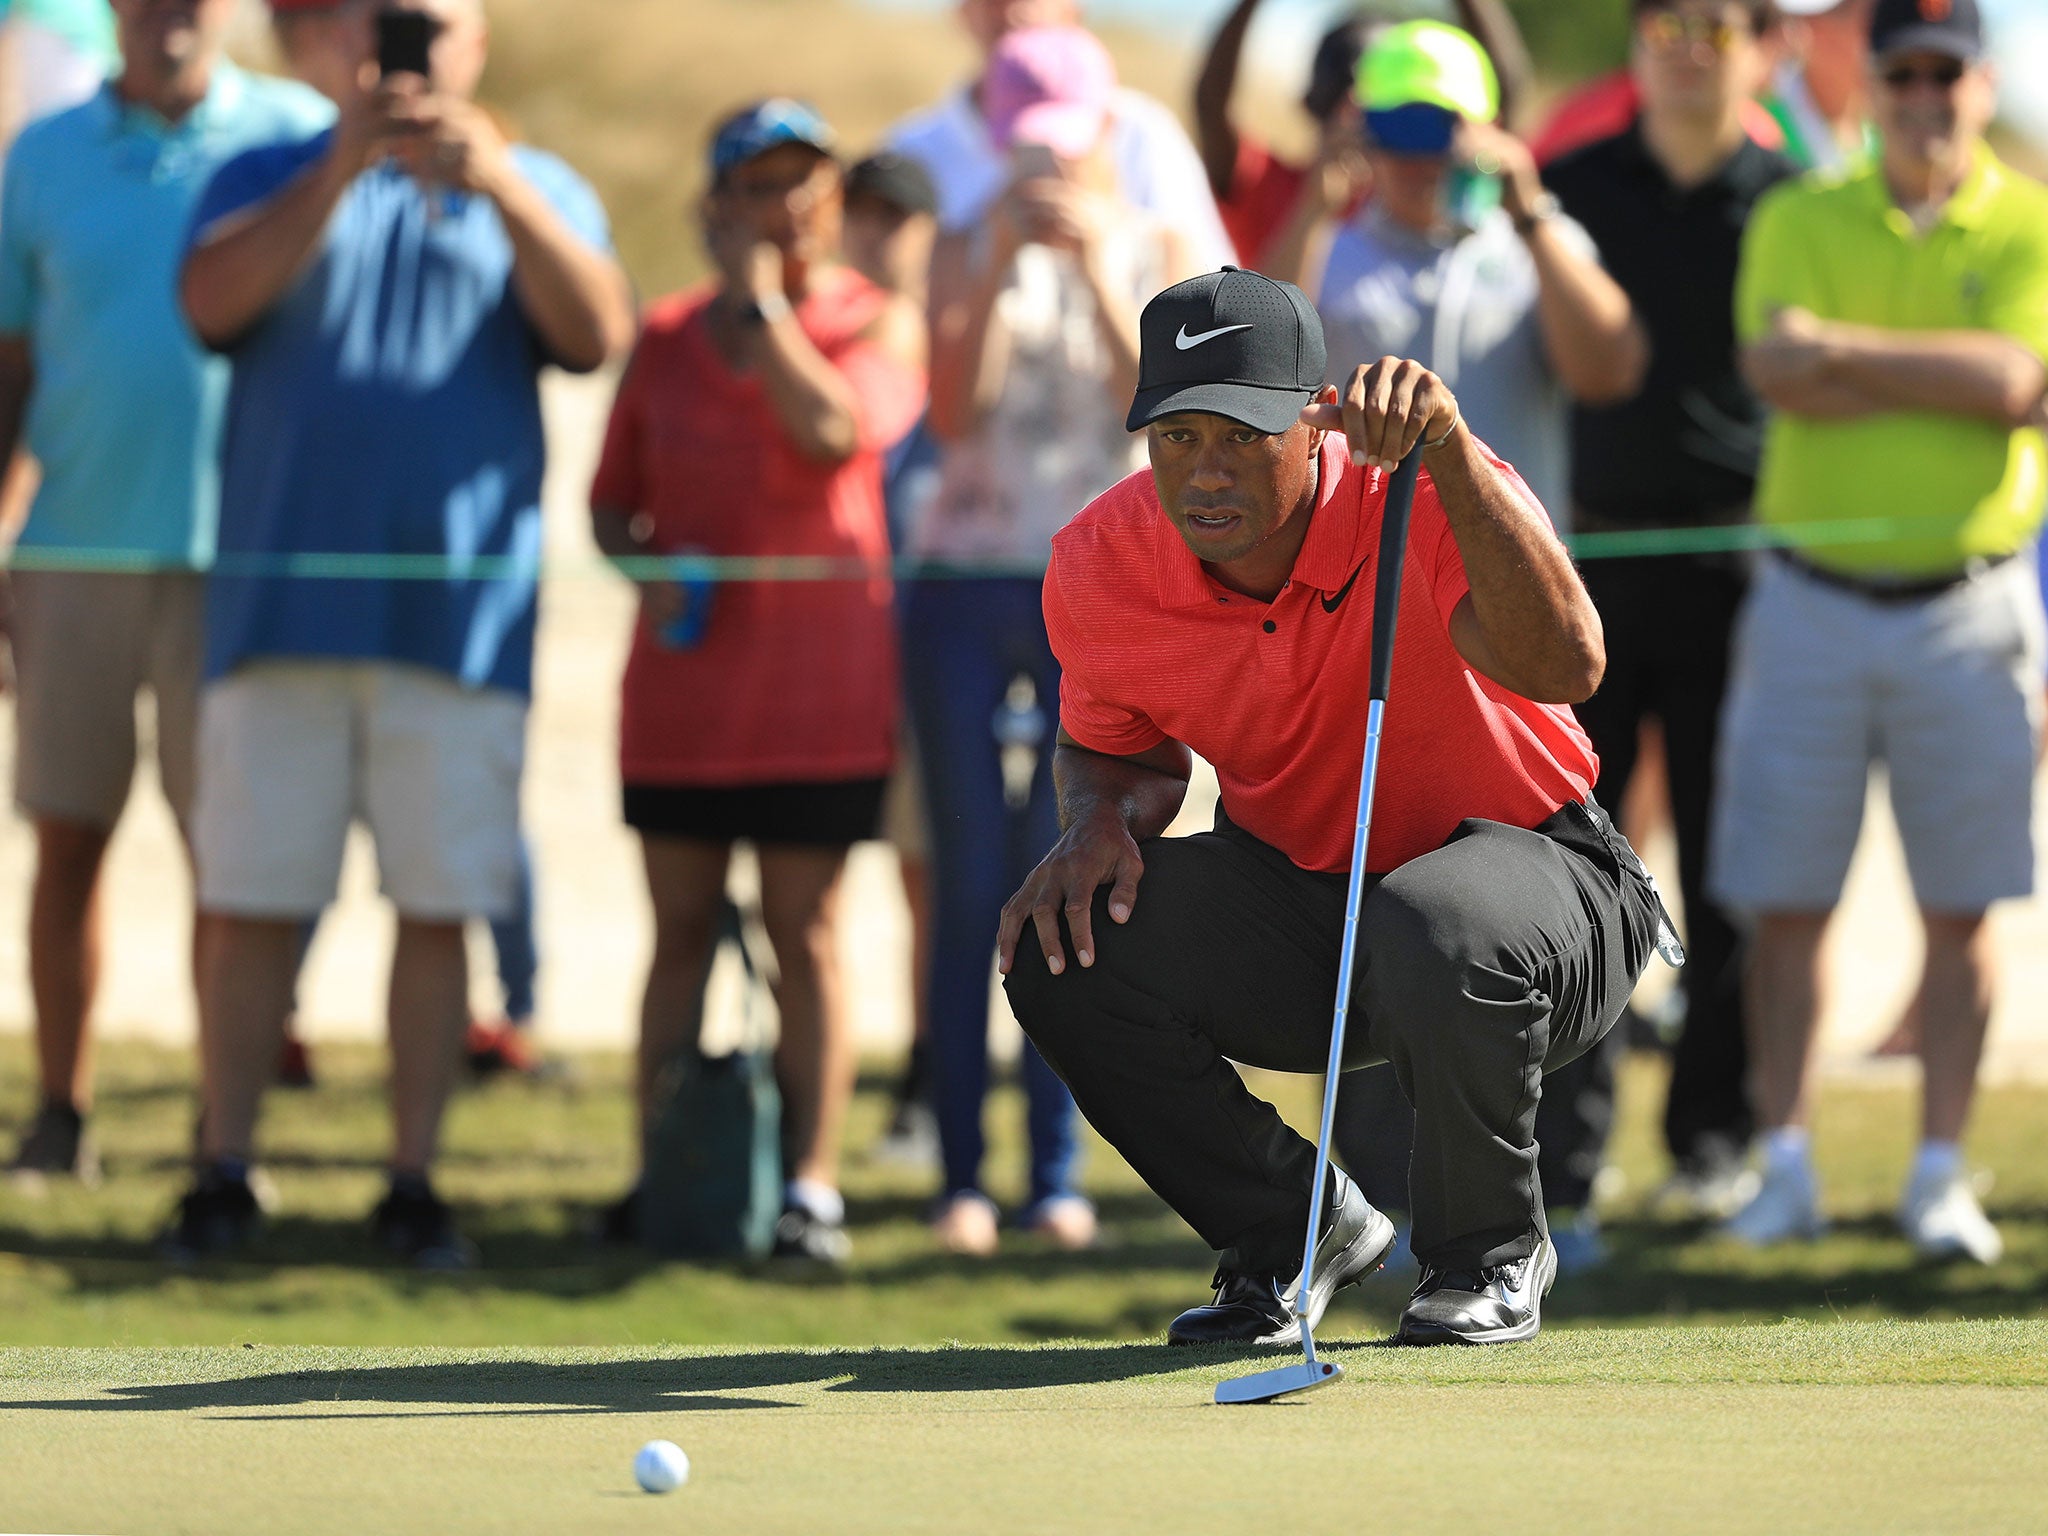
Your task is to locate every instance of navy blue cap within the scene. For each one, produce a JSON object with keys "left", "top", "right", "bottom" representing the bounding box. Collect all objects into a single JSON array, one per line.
[
  {"left": 1870, "top": 0, "right": 1983, "bottom": 60},
  {"left": 709, "top": 99, "right": 836, "bottom": 181},
  {"left": 1364, "top": 102, "right": 1458, "bottom": 155}
]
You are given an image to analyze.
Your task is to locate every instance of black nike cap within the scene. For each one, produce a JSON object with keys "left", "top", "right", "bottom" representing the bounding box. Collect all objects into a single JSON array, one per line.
[{"left": 1126, "top": 267, "right": 1328, "bottom": 436}]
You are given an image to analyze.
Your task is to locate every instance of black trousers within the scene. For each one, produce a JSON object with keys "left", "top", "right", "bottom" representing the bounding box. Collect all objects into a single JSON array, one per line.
[
  {"left": 1331, "top": 556, "right": 1751, "bottom": 1209},
  {"left": 1002, "top": 801, "right": 1659, "bottom": 1273},
  {"left": 1571, "top": 554, "right": 1752, "bottom": 1164}
]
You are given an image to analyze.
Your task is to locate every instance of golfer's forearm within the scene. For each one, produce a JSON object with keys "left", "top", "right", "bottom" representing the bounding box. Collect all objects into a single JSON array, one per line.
[
  {"left": 1052, "top": 740, "right": 1192, "bottom": 842},
  {"left": 1425, "top": 425, "right": 1604, "bottom": 702},
  {"left": 1818, "top": 328, "right": 2045, "bottom": 428},
  {"left": 181, "top": 151, "right": 354, "bottom": 348}
]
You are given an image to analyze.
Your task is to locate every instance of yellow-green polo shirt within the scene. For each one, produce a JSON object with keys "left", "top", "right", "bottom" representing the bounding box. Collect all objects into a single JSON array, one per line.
[{"left": 1735, "top": 145, "right": 2048, "bottom": 576}]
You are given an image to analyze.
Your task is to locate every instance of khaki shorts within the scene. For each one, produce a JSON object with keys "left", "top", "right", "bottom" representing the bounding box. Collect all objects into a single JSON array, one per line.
[
  {"left": 194, "top": 660, "right": 527, "bottom": 921},
  {"left": 1709, "top": 554, "right": 2044, "bottom": 915},
  {"left": 8, "top": 570, "right": 204, "bottom": 830}
]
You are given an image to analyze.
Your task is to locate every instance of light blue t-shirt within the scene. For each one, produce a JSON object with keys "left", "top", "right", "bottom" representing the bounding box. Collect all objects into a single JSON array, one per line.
[
  {"left": 1318, "top": 204, "right": 1592, "bottom": 526},
  {"left": 189, "top": 132, "right": 611, "bottom": 698},
  {"left": 0, "top": 66, "right": 332, "bottom": 565}
]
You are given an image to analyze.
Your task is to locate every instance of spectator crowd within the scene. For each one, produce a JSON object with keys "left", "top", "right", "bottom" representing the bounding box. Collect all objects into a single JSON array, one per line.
[{"left": 0, "top": 0, "right": 2042, "bottom": 1281}]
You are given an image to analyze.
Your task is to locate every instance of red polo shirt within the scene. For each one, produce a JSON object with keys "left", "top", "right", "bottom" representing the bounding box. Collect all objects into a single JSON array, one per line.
[{"left": 1043, "top": 433, "right": 1597, "bottom": 874}]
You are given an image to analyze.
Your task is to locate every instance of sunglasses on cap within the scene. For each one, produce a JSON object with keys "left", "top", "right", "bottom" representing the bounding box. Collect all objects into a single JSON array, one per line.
[
  {"left": 1637, "top": 10, "right": 1748, "bottom": 53},
  {"left": 1878, "top": 57, "right": 1968, "bottom": 89}
]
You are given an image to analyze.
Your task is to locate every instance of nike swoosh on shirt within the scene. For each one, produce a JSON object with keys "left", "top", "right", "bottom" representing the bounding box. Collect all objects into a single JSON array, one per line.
[
  {"left": 1175, "top": 323, "right": 1255, "bottom": 350},
  {"left": 1321, "top": 561, "right": 1367, "bottom": 614}
]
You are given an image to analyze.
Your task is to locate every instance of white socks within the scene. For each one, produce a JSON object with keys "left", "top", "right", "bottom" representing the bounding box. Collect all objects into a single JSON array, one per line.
[
  {"left": 1762, "top": 1125, "right": 1811, "bottom": 1174},
  {"left": 1910, "top": 1139, "right": 1964, "bottom": 1189},
  {"left": 786, "top": 1178, "right": 844, "bottom": 1226},
  {"left": 1760, "top": 1130, "right": 1964, "bottom": 1190}
]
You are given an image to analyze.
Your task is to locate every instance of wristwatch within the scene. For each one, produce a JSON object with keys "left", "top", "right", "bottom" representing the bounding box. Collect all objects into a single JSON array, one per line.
[
  {"left": 737, "top": 292, "right": 793, "bottom": 326},
  {"left": 1512, "top": 191, "right": 1561, "bottom": 236}
]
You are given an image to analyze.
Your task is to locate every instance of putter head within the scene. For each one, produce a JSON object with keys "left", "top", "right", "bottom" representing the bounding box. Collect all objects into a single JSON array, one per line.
[{"left": 1213, "top": 1359, "right": 1343, "bottom": 1405}]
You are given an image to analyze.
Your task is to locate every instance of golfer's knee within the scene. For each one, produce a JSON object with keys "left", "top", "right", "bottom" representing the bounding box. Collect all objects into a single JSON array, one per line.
[
  {"left": 1360, "top": 885, "right": 1460, "bottom": 1008},
  {"left": 1359, "top": 884, "right": 1510, "bottom": 1046}
]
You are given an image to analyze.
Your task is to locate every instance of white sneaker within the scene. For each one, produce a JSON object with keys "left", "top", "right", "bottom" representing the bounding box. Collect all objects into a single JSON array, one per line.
[
  {"left": 1899, "top": 1167, "right": 2004, "bottom": 1265},
  {"left": 1650, "top": 1136, "right": 1762, "bottom": 1222},
  {"left": 1720, "top": 1157, "right": 1825, "bottom": 1246}
]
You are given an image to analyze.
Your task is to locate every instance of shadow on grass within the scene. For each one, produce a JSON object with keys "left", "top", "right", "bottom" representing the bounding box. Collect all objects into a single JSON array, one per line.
[
  {"left": 7, "top": 1344, "right": 1213, "bottom": 1418},
  {"left": 2, "top": 1183, "right": 2039, "bottom": 1323}
]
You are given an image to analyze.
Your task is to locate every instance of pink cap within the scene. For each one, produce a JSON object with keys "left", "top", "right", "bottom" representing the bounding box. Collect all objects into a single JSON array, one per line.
[{"left": 983, "top": 26, "right": 1117, "bottom": 159}]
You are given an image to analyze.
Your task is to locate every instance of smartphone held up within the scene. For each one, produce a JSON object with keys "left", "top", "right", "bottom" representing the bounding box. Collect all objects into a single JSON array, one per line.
[{"left": 375, "top": 7, "right": 437, "bottom": 81}]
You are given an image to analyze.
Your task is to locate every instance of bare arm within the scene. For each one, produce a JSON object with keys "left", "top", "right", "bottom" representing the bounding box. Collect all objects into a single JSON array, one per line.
[
  {"left": 181, "top": 144, "right": 359, "bottom": 349},
  {"left": 1471, "top": 123, "right": 1646, "bottom": 404},
  {"left": 705, "top": 231, "right": 906, "bottom": 463},
  {"left": 1193, "top": 0, "right": 1261, "bottom": 199},
  {"left": 1453, "top": 0, "right": 1532, "bottom": 130},
  {"left": 1429, "top": 423, "right": 1605, "bottom": 702},
  {"left": 1311, "top": 357, "right": 1605, "bottom": 703},
  {"left": 926, "top": 219, "right": 1022, "bottom": 442},
  {"left": 996, "top": 731, "right": 1192, "bottom": 977},
  {"left": 1258, "top": 120, "right": 1371, "bottom": 292},
  {"left": 592, "top": 502, "right": 684, "bottom": 637},
  {"left": 0, "top": 336, "right": 31, "bottom": 471},
  {"left": 478, "top": 149, "right": 635, "bottom": 373},
  {"left": 1742, "top": 307, "right": 2047, "bottom": 427}
]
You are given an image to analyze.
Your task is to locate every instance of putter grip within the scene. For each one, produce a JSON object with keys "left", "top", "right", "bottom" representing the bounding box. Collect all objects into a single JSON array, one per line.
[{"left": 1368, "top": 453, "right": 1422, "bottom": 703}]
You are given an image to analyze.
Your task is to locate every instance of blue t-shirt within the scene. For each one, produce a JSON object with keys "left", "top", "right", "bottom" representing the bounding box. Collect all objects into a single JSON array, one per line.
[
  {"left": 189, "top": 131, "right": 612, "bottom": 697},
  {"left": 0, "top": 68, "right": 332, "bottom": 564}
]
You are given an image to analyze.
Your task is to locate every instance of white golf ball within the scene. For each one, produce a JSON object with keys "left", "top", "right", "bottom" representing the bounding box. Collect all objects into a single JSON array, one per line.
[{"left": 634, "top": 1439, "right": 690, "bottom": 1494}]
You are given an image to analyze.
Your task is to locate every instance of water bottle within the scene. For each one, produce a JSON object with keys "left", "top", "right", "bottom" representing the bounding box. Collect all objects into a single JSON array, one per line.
[
  {"left": 659, "top": 548, "right": 718, "bottom": 651},
  {"left": 992, "top": 674, "right": 1048, "bottom": 810}
]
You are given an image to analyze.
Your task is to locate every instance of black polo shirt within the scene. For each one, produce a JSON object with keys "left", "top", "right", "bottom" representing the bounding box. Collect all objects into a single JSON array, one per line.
[{"left": 1543, "top": 127, "right": 1795, "bottom": 526}]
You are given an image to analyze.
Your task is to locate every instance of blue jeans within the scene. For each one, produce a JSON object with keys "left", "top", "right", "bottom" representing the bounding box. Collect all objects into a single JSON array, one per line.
[
  {"left": 488, "top": 834, "right": 539, "bottom": 1023},
  {"left": 902, "top": 576, "right": 1080, "bottom": 1207}
]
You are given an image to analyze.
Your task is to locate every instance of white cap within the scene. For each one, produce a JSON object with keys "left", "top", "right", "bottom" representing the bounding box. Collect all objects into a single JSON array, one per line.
[{"left": 1774, "top": 0, "right": 1849, "bottom": 15}]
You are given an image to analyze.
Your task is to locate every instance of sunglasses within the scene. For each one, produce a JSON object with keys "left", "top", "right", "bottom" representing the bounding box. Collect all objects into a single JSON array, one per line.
[
  {"left": 1879, "top": 58, "right": 1968, "bottom": 90},
  {"left": 1637, "top": 10, "right": 1747, "bottom": 54}
]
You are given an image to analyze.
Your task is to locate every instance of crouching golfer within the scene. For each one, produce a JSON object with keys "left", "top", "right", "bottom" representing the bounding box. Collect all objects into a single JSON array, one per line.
[{"left": 998, "top": 268, "right": 1663, "bottom": 1345}]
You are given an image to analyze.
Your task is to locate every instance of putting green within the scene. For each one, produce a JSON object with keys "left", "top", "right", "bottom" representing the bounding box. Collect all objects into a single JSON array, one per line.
[{"left": 5, "top": 1324, "right": 2044, "bottom": 1535}]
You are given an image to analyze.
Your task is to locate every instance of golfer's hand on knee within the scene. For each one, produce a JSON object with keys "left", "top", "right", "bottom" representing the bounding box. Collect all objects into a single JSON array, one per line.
[
  {"left": 1300, "top": 356, "right": 1459, "bottom": 472},
  {"left": 996, "top": 810, "right": 1144, "bottom": 978}
]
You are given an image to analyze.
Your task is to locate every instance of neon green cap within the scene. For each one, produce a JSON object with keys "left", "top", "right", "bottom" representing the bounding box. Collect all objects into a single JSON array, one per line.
[{"left": 1356, "top": 20, "right": 1499, "bottom": 122}]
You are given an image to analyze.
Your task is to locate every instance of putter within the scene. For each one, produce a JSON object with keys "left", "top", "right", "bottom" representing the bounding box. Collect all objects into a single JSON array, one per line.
[{"left": 1215, "top": 448, "right": 1423, "bottom": 1407}]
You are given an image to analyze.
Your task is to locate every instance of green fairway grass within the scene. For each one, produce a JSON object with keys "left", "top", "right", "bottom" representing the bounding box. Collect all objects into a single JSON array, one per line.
[
  {"left": 6, "top": 1042, "right": 2046, "bottom": 1534},
  {"left": 4, "top": 1330, "right": 2046, "bottom": 1535},
  {"left": 1, "top": 1038, "right": 2045, "bottom": 1346}
]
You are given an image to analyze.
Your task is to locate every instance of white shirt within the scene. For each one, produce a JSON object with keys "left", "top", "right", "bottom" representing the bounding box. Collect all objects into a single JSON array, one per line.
[
  {"left": 886, "top": 83, "right": 1234, "bottom": 273},
  {"left": 911, "top": 224, "right": 1161, "bottom": 565}
]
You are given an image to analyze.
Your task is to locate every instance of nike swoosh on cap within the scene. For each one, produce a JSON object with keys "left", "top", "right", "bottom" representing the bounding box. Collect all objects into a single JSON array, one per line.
[{"left": 1175, "top": 322, "right": 1255, "bottom": 350}]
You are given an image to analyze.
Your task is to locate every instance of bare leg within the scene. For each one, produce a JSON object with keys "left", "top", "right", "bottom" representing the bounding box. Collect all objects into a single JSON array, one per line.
[
  {"left": 1917, "top": 909, "right": 1995, "bottom": 1144},
  {"left": 757, "top": 844, "right": 855, "bottom": 1190},
  {"left": 196, "top": 914, "right": 302, "bottom": 1161},
  {"left": 387, "top": 918, "right": 469, "bottom": 1176},
  {"left": 28, "top": 818, "right": 112, "bottom": 1111},
  {"left": 1747, "top": 910, "right": 1831, "bottom": 1131},
  {"left": 635, "top": 838, "right": 730, "bottom": 1156}
]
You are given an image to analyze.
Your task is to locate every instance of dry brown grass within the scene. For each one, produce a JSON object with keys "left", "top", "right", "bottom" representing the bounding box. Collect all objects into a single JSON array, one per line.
[{"left": 472, "top": 0, "right": 1300, "bottom": 297}]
